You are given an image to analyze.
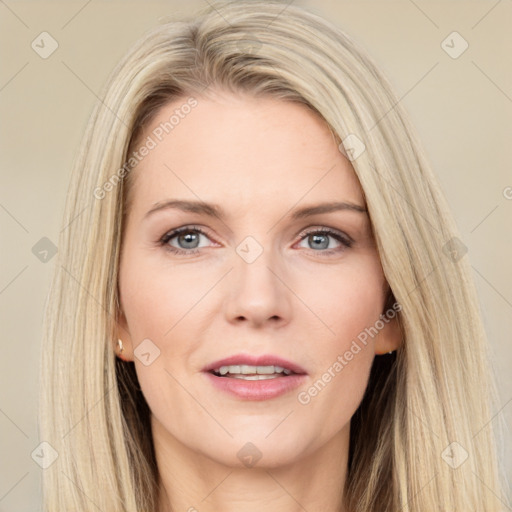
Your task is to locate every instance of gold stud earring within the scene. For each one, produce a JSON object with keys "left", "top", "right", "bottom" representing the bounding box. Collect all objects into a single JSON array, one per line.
[{"left": 117, "top": 338, "right": 124, "bottom": 354}]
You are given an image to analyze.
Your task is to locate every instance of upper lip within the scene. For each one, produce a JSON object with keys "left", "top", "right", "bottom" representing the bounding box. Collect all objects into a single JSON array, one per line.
[{"left": 203, "top": 353, "right": 308, "bottom": 375}]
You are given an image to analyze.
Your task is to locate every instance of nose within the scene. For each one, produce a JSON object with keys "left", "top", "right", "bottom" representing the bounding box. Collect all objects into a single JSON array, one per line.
[{"left": 224, "top": 244, "right": 293, "bottom": 328}]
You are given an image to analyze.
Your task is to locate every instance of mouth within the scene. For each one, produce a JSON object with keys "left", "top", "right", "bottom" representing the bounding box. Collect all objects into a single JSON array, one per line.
[
  {"left": 202, "top": 354, "right": 307, "bottom": 400},
  {"left": 209, "top": 364, "right": 297, "bottom": 380},
  {"left": 203, "top": 353, "right": 307, "bottom": 378}
]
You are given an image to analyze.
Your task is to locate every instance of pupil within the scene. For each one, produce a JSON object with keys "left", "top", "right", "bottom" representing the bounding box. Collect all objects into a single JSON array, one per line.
[
  {"left": 179, "top": 232, "right": 199, "bottom": 248},
  {"left": 310, "top": 234, "right": 328, "bottom": 250}
]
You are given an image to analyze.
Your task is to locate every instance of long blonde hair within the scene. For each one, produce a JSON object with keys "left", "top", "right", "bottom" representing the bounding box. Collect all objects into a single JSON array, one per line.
[{"left": 40, "top": 1, "right": 508, "bottom": 510}]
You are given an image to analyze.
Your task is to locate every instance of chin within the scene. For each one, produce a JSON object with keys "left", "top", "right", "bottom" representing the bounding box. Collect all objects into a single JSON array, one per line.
[{"left": 202, "top": 435, "right": 308, "bottom": 470}]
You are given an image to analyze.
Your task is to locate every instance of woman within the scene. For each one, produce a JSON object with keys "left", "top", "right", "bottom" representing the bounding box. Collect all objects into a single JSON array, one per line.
[{"left": 40, "top": 1, "right": 508, "bottom": 510}]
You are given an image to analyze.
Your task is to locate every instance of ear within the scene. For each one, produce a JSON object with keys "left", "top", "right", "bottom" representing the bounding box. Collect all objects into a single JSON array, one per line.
[
  {"left": 374, "top": 315, "right": 402, "bottom": 355},
  {"left": 374, "top": 289, "right": 403, "bottom": 355},
  {"left": 114, "top": 308, "right": 135, "bottom": 362}
]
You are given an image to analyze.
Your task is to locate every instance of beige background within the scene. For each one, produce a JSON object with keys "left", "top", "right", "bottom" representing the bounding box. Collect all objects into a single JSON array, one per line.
[{"left": 1, "top": 1, "right": 511, "bottom": 509}]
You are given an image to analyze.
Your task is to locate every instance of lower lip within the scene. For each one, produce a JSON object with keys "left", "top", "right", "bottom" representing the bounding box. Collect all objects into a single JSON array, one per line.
[{"left": 203, "top": 371, "right": 307, "bottom": 401}]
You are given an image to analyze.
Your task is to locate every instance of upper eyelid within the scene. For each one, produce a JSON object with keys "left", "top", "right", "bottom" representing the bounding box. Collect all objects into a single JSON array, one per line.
[{"left": 160, "top": 225, "right": 211, "bottom": 242}]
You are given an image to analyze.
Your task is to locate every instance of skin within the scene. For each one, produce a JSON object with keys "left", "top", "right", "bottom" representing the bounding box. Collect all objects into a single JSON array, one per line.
[{"left": 115, "top": 90, "right": 401, "bottom": 512}]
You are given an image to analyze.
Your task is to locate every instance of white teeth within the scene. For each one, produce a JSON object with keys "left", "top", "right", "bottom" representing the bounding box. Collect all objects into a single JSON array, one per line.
[
  {"left": 232, "top": 374, "right": 280, "bottom": 380},
  {"left": 215, "top": 365, "right": 294, "bottom": 376}
]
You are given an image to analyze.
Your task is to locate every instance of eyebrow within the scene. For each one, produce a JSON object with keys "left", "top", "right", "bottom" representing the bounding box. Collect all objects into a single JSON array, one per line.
[{"left": 144, "top": 199, "right": 368, "bottom": 221}]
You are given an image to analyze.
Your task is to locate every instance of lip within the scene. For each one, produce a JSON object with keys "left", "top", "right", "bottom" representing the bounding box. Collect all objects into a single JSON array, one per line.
[
  {"left": 204, "top": 371, "right": 307, "bottom": 401},
  {"left": 202, "top": 353, "right": 308, "bottom": 401},
  {"left": 202, "top": 353, "right": 308, "bottom": 375}
]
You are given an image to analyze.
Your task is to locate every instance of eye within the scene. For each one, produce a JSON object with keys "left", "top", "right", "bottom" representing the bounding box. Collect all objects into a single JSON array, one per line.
[
  {"left": 159, "top": 225, "right": 353, "bottom": 257},
  {"left": 159, "top": 225, "right": 214, "bottom": 255},
  {"left": 296, "top": 227, "right": 353, "bottom": 255}
]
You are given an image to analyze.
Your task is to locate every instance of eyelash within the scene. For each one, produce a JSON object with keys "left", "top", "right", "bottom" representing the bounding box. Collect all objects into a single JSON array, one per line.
[{"left": 158, "top": 225, "right": 353, "bottom": 257}]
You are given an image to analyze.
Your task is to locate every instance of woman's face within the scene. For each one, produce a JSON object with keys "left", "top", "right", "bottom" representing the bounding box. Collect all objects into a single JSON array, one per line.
[{"left": 117, "top": 91, "right": 400, "bottom": 468}]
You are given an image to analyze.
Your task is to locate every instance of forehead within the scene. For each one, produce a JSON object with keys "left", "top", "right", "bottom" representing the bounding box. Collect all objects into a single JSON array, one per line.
[{"left": 127, "top": 92, "right": 365, "bottom": 213}]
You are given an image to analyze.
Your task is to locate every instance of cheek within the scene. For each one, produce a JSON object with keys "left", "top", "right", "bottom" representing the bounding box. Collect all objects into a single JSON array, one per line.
[
  {"left": 118, "top": 250, "right": 216, "bottom": 408},
  {"left": 293, "top": 257, "right": 383, "bottom": 421},
  {"left": 298, "top": 254, "right": 385, "bottom": 349},
  {"left": 118, "top": 252, "right": 209, "bottom": 436},
  {"left": 119, "top": 251, "right": 215, "bottom": 342}
]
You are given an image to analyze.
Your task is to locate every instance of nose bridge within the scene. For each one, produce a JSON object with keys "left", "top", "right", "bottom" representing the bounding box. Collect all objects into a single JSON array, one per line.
[{"left": 225, "top": 234, "right": 291, "bottom": 325}]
